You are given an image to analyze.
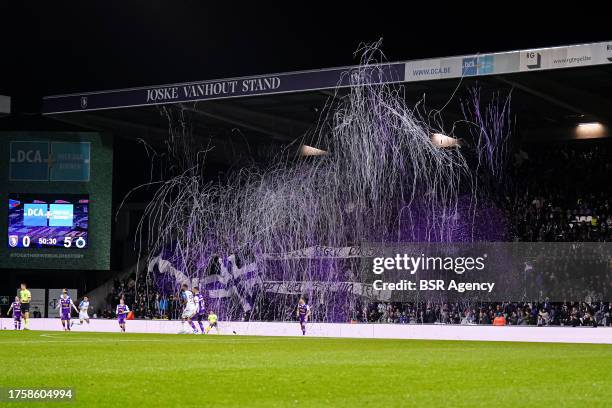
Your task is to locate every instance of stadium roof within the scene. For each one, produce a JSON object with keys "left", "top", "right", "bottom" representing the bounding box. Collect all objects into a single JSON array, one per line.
[{"left": 41, "top": 40, "right": 612, "bottom": 161}]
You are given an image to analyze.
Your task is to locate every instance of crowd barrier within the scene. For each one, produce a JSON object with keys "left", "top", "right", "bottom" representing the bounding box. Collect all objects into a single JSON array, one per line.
[{"left": 2, "top": 318, "right": 610, "bottom": 344}]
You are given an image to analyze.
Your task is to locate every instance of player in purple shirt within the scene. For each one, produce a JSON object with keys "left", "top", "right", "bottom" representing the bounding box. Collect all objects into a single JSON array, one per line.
[
  {"left": 6, "top": 296, "right": 22, "bottom": 330},
  {"left": 116, "top": 298, "right": 130, "bottom": 333},
  {"left": 192, "top": 287, "right": 206, "bottom": 334},
  {"left": 296, "top": 297, "right": 311, "bottom": 336},
  {"left": 57, "top": 289, "right": 79, "bottom": 331}
]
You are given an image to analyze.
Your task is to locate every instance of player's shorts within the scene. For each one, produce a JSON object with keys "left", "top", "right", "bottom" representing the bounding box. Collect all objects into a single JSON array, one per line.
[
  {"left": 181, "top": 305, "right": 197, "bottom": 319},
  {"left": 118, "top": 316, "right": 126, "bottom": 324},
  {"left": 79, "top": 311, "right": 89, "bottom": 320},
  {"left": 13, "top": 314, "right": 21, "bottom": 321},
  {"left": 194, "top": 312, "right": 205, "bottom": 322},
  {"left": 208, "top": 321, "right": 218, "bottom": 328},
  {"left": 61, "top": 310, "right": 71, "bottom": 320},
  {"left": 20, "top": 303, "right": 30, "bottom": 312},
  {"left": 299, "top": 315, "right": 307, "bottom": 324}
]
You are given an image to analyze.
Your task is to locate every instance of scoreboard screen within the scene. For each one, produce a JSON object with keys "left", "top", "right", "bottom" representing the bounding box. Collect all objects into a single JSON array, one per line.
[{"left": 8, "top": 194, "right": 89, "bottom": 249}]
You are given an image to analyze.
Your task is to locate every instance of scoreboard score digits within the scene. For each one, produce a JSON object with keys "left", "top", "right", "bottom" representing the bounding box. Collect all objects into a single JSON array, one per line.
[{"left": 8, "top": 194, "right": 89, "bottom": 249}]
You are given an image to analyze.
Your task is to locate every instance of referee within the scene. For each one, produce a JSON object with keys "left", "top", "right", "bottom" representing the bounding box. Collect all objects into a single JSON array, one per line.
[{"left": 18, "top": 283, "right": 31, "bottom": 330}]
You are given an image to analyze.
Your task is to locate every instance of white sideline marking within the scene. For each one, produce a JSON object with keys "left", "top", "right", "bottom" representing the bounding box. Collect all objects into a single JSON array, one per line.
[{"left": 0, "top": 332, "right": 283, "bottom": 345}]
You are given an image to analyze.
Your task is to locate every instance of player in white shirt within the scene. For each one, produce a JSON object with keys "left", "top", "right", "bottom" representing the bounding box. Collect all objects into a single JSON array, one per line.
[
  {"left": 78, "top": 296, "right": 91, "bottom": 325},
  {"left": 180, "top": 283, "right": 198, "bottom": 334}
]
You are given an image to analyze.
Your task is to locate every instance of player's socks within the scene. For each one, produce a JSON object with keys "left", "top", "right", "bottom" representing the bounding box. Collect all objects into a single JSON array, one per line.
[
  {"left": 24, "top": 318, "right": 29, "bottom": 329},
  {"left": 189, "top": 321, "right": 196, "bottom": 330},
  {"left": 198, "top": 322, "right": 205, "bottom": 332}
]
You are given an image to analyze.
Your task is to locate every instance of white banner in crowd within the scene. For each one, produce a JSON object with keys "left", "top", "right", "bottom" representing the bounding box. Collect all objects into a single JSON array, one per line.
[
  {"left": 264, "top": 245, "right": 374, "bottom": 260},
  {"left": 148, "top": 246, "right": 392, "bottom": 305}
]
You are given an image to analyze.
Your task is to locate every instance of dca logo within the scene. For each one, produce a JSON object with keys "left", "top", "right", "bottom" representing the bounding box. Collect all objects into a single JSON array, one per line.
[
  {"left": 462, "top": 58, "right": 477, "bottom": 76},
  {"left": 23, "top": 204, "right": 48, "bottom": 226},
  {"left": 9, "top": 141, "right": 51, "bottom": 181},
  {"left": 462, "top": 55, "right": 494, "bottom": 76},
  {"left": 15, "top": 149, "right": 43, "bottom": 162}
]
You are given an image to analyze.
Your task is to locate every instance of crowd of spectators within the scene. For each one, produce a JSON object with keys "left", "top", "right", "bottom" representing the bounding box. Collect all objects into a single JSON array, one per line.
[
  {"left": 97, "top": 274, "right": 182, "bottom": 319},
  {"left": 363, "top": 300, "right": 612, "bottom": 327},
  {"left": 97, "top": 142, "right": 611, "bottom": 324},
  {"left": 352, "top": 143, "right": 612, "bottom": 326},
  {"left": 509, "top": 142, "right": 612, "bottom": 242}
]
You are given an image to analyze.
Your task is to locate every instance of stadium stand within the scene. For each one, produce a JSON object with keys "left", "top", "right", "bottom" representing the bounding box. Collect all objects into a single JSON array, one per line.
[{"left": 90, "top": 140, "right": 611, "bottom": 327}]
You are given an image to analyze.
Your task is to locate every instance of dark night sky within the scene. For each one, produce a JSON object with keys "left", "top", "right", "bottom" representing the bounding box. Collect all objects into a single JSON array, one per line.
[{"left": 1, "top": 2, "right": 608, "bottom": 112}]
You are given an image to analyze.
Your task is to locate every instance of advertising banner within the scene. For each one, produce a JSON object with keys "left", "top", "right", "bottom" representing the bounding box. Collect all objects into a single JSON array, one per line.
[{"left": 42, "top": 41, "right": 612, "bottom": 114}]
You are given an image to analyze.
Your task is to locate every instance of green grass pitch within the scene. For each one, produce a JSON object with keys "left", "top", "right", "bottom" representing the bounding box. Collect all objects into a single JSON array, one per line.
[{"left": 0, "top": 330, "right": 611, "bottom": 407}]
